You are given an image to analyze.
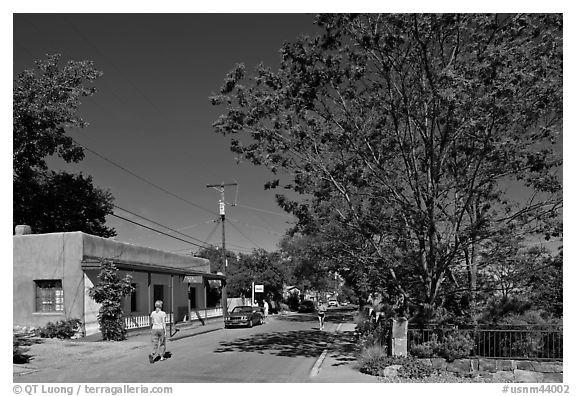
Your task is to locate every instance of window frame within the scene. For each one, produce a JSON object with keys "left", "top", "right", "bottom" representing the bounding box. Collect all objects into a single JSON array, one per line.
[{"left": 34, "top": 279, "right": 64, "bottom": 313}]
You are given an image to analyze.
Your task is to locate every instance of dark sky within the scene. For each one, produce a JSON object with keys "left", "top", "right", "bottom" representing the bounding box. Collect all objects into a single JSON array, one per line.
[{"left": 13, "top": 13, "right": 322, "bottom": 254}]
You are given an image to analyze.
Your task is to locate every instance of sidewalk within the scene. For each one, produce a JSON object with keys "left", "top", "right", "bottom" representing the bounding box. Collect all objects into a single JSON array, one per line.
[
  {"left": 310, "top": 322, "right": 379, "bottom": 383},
  {"left": 126, "top": 316, "right": 225, "bottom": 343}
]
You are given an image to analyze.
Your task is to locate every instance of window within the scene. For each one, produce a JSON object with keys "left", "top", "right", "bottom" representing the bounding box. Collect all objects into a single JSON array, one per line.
[{"left": 35, "top": 280, "right": 64, "bottom": 312}]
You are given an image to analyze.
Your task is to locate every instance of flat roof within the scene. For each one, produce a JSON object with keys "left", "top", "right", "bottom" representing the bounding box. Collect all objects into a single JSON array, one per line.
[{"left": 81, "top": 258, "right": 226, "bottom": 280}]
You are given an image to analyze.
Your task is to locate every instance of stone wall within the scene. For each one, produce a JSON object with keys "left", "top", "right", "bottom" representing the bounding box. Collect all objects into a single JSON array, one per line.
[{"left": 419, "top": 358, "right": 563, "bottom": 383}]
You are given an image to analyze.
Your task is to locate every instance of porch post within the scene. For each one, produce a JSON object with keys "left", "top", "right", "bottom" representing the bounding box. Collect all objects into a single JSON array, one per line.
[
  {"left": 147, "top": 272, "right": 152, "bottom": 312},
  {"left": 170, "top": 275, "right": 174, "bottom": 331}
]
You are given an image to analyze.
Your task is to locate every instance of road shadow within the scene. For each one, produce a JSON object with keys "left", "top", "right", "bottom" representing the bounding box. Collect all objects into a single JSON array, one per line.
[
  {"left": 328, "top": 329, "right": 359, "bottom": 367},
  {"left": 276, "top": 313, "right": 318, "bottom": 323},
  {"left": 327, "top": 313, "right": 357, "bottom": 324},
  {"left": 14, "top": 336, "right": 44, "bottom": 364},
  {"left": 276, "top": 310, "right": 357, "bottom": 325},
  {"left": 214, "top": 329, "right": 358, "bottom": 359}
]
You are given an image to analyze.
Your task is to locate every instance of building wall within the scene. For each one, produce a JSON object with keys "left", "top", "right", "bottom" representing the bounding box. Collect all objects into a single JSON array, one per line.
[
  {"left": 81, "top": 233, "right": 210, "bottom": 273},
  {"left": 83, "top": 270, "right": 100, "bottom": 335},
  {"left": 13, "top": 232, "right": 85, "bottom": 329},
  {"left": 14, "top": 231, "right": 218, "bottom": 336}
]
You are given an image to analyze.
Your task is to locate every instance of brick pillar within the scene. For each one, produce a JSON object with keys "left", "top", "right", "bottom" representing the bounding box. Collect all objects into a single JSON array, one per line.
[{"left": 390, "top": 317, "right": 408, "bottom": 357}]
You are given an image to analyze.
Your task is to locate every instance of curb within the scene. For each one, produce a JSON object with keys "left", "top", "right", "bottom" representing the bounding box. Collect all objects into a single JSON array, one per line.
[{"left": 309, "top": 322, "right": 343, "bottom": 378}]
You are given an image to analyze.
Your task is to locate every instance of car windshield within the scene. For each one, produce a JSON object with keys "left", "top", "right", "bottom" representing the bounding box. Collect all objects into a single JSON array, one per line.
[{"left": 232, "top": 306, "right": 253, "bottom": 313}]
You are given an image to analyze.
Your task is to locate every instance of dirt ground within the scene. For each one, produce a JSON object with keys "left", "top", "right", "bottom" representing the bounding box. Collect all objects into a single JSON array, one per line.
[{"left": 14, "top": 336, "right": 150, "bottom": 376}]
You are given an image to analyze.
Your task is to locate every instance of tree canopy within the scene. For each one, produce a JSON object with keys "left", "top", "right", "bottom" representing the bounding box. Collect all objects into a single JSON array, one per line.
[
  {"left": 197, "top": 246, "right": 291, "bottom": 302},
  {"left": 211, "top": 14, "right": 562, "bottom": 320},
  {"left": 13, "top": 54, "right": 116, "bottom": 237}
]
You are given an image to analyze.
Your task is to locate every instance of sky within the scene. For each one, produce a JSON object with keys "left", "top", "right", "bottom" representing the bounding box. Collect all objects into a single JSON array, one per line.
[
  {"left": 13, "top": 13, "right": 323, "bottom": 254},
  {"left": 13, "top": 10, "right": 569, "bottom": 257}
]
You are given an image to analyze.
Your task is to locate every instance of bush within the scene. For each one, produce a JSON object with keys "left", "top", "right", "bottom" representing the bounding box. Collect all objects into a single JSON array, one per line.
[
  {"left": 409, "top": 330, "right": 474, "bottom": 361},
  {"left": 397, "top": 357, "right": 437, "bottom": 379},
  {"left": 437, "top": 332, "right": 475, "bottom": 362},
  {"left": 358, "top": 352, "right": 436, "bottom": 379},
  {"left": 358, "top": 344, "right": 388, "bottom": 375},
  {"left": 355, "top": 319, "right": 389, "bottom": 352},
  {"left": 39, "top": 318, "right": 82, "bottom": 339},
  {"left": 286, "top": 294, "right": 300, "bottom": 311},
  {"left": 89, "top": 259, "right": 134, "bottom": 341}
]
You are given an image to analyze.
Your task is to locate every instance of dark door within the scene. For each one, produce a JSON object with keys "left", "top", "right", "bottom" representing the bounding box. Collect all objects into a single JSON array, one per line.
[
  {"left": 189, "top": 287, "right": 197, "bottom": 308},
  {"left": 153, "top": 284, "right": 164, "bottom": 305}
]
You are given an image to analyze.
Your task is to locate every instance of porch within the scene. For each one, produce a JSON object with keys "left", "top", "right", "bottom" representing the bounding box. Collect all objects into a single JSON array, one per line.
[{"left": 124, "top": 307, "right": 224, "bottom": 330}]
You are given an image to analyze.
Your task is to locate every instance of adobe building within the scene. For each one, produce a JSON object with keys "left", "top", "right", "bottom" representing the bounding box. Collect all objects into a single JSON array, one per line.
[{"left": 13, "top": 228, "right": 225, "bottom": 336}]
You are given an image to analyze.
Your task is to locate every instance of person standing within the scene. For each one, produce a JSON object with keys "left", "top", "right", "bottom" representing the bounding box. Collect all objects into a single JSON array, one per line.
[
  {"left": 263, "top": 300, "right": 269, "bottom": 323},
  {"left": 149, "top": 300, "right": 167, "bottom": 363},
  {"left": 316, "top": 300, "right": 327, "bottom": 330}
]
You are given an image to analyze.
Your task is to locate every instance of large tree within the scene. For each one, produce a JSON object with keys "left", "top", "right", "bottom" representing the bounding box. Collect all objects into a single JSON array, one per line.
[
  {"left": 14, "top": 54, "right": 116, "bottom": 237},
  {"left": 211, "top": 14, "right": 562, "bottom": 320}
]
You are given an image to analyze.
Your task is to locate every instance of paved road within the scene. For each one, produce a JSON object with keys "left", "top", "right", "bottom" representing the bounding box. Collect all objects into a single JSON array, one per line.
[{"left": 15, "top": 310, "right": 353, "bottom": 383}]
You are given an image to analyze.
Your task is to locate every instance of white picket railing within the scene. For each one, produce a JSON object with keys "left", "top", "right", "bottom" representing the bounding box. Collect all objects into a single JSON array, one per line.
[
  {"left": 124, "top": 313, "right": 173, "bottom": 330},
  {"left": 124, "top": 309, "right": 223, "bottom": 330}
]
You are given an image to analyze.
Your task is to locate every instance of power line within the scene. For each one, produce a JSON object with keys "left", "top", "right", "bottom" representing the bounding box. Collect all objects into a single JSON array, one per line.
[
  {"left": 177, "top": 219, "right": 216, "bottom": 232},
  {"left": 72, "top": 138, "right": 217, "bottom": 216},
  {"left": 201, "top": 221, "right": 221, "bottom": 247},
  {"left": 227, "top": 217, "right": 284, "bottom": 237},
  {"left": 62, "top": 16, "right": 175, "bottom": 126},
  {"left": 226, "top": 219, "right": 265, "bottom": 251},
  {"left": 234, "top": 203, "right": 293, "bottom": 218},
  {"left": 113, "top": 205, "right": 216, "bottom": 248},
  {"left": 111, "top": 213, "right": 208, "bottom": 249}
]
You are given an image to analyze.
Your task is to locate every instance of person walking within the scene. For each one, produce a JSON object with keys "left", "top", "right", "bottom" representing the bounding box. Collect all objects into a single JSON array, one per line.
[
  {"left": 316, "top": 300, "right": 327, "bottom": 330},
  {"left": 263, "top": 300, "right": 269, "bottom": 323},
  {"left": 149, "top": 300, "right": 167, "bottom": 363}
]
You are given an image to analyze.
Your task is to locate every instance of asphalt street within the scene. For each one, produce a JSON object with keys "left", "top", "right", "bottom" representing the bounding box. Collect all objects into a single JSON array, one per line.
[{"left": 15, "top": 310, "right": 355, "bottom": 383}]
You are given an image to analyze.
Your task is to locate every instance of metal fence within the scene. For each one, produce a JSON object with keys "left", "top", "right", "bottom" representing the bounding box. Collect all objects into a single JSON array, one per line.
[{"left": 408, "top": 324, "right": 563, "bottom": 360}]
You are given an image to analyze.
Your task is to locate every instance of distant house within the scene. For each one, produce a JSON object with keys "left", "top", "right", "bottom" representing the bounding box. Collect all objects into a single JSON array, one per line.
[
  {"left": 282, "top": 285, "right": 301, "bottom": 300},
  {"left": 13, "top": 229, "right": 225, "bottom": 336},
  {"left": 303, "top": 290, "right": 320, "bottom": 302}
]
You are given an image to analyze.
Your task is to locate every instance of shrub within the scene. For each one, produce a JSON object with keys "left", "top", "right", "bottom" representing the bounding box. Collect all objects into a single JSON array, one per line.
[
  {"left": 286, "top": 294, "right": 300, "bottom": 311},
  {"left": 355, "top": 319, "right": 389, "bottom": 352},
  {"left": 89, "top": 259, "right": 134, "bottom": 341},
  {"left": 410, "top": 330, "right": 474, "bottom": 361},
  {"left": 410, "top": 343, "right": 434, "bottom": 358},
  {"left": 359, "top": 352, "right": 436, "bottom": 379},
  {"left": 39, "top": 318, "right": 82, "bottom": 339},
  {"left": 397, "top": 357, "right": 436, "bottom": 379},
  {"left": 358, "top": 344, "right": 388, "bottom": 375},
  {"left": 436, "top": 332, "right": 475, "bottom": 362}
]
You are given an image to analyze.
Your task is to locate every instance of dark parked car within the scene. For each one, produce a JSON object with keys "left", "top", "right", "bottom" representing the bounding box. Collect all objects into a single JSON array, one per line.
[
  {"left": 298, "top": 300, "right": 316, "bottom": 313},
  {"left": 224, "top": 306, "right": 263, "bottom": 328}
]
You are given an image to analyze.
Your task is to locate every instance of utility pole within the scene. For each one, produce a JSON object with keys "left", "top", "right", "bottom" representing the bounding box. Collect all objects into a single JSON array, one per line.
[{"left": 206, "top": 182, "right": 238, "bottom": 321}]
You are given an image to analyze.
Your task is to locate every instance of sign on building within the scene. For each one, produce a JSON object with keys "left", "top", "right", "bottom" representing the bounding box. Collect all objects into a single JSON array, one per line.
[{"left": 183, "top": 275, "right": 203, "bottom": 284}]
